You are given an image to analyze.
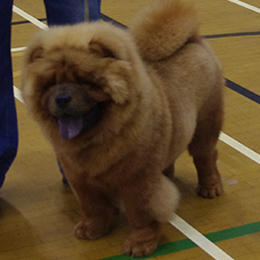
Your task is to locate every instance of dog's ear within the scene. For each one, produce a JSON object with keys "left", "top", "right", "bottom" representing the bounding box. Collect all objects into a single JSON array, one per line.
[
  {"left": 30, "top": 47, "right": 44, "bottom": 62},
  {"left": 89, "top": 39, "right": 130, "bottom": 61},
  {"left": 103, "top": 75, "right": 129, "bottom": 105},
  {"left": 89, "top": 40, "right": 116, "bottom": 59},
  {"left": 102, "top": 61, "right": 133, "bottom": 105},
  {"left": 25, "top": 45, "right": 44, "bottom": 64},
  {"left": 88, "top": 40, "right": 132, "bottom": 104}
]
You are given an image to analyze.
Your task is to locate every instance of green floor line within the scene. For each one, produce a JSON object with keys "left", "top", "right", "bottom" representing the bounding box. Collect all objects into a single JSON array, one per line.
[
  {"left": 206, "top": 221, "right": 260, "bottom": 242},
  {"left": 102, "top": 221, "right": 260, "bottom": 260}
]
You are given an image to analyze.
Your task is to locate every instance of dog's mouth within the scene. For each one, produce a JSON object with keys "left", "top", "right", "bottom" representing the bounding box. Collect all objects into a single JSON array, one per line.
[
  {"left": 57, "top": 102, "right": 107, "bottom": 140},
  {"left": 58, "top": 115, "right": 83, "bottom": 140}
]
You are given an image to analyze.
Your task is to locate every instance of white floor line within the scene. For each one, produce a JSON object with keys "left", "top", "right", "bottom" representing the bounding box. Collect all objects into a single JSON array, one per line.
[
  {"left": 13, "top": 86, "right": 24, "bottom": 103},
  {"left": 220, "top": 132, "right": 260, "bottom": 164},
  {"left": 12, "top": 5, "right": 48, "bottom": 30},
  {"left": 11, "top": 47, "right": 26, "bottom": 53},
  {"left": 170, "top": 214, "right": 234, "bottom": 260},
  {"left": 227, "top": 0, "right": 260, "bottom": 14}
]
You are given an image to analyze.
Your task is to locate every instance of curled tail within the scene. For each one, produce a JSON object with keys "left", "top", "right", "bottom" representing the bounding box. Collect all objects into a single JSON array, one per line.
[{"left": 130, "top": 0, "right": 199, "bottom": 61}]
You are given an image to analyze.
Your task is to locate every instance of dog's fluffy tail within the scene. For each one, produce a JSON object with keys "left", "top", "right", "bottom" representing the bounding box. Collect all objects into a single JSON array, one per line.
[{"left": 130, "top": 0, "right": 199, "bottom": 61}]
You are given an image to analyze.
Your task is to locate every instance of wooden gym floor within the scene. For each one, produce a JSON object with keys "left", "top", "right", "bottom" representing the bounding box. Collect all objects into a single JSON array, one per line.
[{"left": 1, "top": 0, "right": 260, "bottom": 259}]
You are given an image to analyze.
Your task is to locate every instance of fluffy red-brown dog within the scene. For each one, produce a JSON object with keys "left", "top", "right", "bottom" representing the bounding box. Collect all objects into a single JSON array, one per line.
[{"left": 21, "top": 0, "right": 224, "bottom": 257}]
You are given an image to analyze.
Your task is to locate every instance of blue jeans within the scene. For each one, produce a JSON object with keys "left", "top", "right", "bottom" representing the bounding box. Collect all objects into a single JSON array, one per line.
[
  {"left": 88, "top": 0, "right": 102, "bottom": 21},
  {"left": 0, "top": 0, "right": 101, "bottom": 188},
  {"left": 0, "top": 0, "right": 17, "bottom": 188},
  {"left": 44, "top": 0, "right": 101, "bottom": 25}
]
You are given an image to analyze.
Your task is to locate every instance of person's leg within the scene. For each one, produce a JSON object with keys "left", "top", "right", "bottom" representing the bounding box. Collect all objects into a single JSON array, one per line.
[
  {"left": 43, "top": 0, "right": 85, "bottom": 26},
  {"left": 0, "top": 0, "right": 18, "bottom": 188},
  {"left": 88, "top": 0, "right": 101, "bottom": 21},
  {"left": 44, "top": 0, "right": 101, "bottom": 25}
]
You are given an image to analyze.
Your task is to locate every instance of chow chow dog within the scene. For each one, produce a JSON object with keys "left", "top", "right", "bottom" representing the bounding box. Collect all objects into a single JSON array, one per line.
[{"left": 21, "top": 0, "right": 224, "bottom": 257}]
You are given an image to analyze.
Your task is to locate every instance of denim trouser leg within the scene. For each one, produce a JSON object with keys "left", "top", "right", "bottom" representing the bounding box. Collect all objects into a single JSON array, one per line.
[
  {"left": 89, "top": 0, "right": 101, "bottom": 21},
  {"left": 43, "top": 0, "right": 101, "bottom": 25},
  {"left": 0, "top": 0, "right": 18, "bottom": 188}
]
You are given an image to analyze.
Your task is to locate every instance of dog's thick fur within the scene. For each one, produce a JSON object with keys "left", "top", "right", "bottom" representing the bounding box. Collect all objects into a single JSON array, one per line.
[{"left": 22, "top": 0, "right": 224, "bottom": 257}]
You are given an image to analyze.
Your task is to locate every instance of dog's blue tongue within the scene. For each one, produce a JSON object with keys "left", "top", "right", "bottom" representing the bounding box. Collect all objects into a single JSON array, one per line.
[{"left": 58, "top": 115, "right": 84, "bottom": 140}]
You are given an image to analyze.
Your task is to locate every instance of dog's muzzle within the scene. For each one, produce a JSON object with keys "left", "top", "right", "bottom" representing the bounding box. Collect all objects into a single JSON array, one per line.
[{"left": 55, "top": 94, "right": 72, "bottom": 109}]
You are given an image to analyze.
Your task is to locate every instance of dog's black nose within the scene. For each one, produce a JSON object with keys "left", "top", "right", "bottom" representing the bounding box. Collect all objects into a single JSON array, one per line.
[{"left": 55, "top": 94, "right": 71, "bottom": 108}]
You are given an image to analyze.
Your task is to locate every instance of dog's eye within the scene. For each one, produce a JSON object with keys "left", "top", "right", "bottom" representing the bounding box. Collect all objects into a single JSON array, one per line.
[
  {"left": 48, "top": 76, "right": 56, "bottom": 87},
  {"left": 77, "top": 76, "right": 92, "bottom": 86},
  {"left": 76, "top": 71, "right": 97, "bottom": 86}
]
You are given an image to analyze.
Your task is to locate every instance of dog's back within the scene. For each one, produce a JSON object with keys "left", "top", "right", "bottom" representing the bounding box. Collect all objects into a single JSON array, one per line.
[
  {"left": 131, "top": 0, "right": 224, "bottom": 174},
  {"left": 130, "top": 0, "right": 224, "bottom": 135}
]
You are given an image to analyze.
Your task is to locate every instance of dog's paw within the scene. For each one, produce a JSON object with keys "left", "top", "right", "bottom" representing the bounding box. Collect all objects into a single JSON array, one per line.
[
  {"left": 197, "top": 182, "right": 223, "bottom": 199},
  {"left": 123, "top": 239, "right": 157, "bottom": 258},
  {"left": 74, "top": 219, "right": 109, "bottom": 240}
]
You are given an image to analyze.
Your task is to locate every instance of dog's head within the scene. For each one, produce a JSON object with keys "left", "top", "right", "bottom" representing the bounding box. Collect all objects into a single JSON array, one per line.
[{"left": 22, "top": 23, "right": 141, "bottom": 140}]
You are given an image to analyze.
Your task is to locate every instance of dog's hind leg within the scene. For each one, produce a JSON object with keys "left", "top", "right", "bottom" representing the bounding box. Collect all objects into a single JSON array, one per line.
[{"left": 188, "top": 96, "right": 224, "bottom": 199}]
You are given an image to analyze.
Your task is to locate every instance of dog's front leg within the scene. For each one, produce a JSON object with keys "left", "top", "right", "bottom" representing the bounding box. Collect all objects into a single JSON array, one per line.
[
  {"left": 70, "top": 180, "right": 116, "bottom": 240},
  {"left": 122, "top": 190, "right": 161, "bottom": 258},
  {"left": 120, "top": 173, "right": 179, "bottom": 257}
]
